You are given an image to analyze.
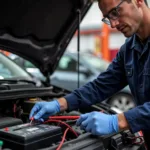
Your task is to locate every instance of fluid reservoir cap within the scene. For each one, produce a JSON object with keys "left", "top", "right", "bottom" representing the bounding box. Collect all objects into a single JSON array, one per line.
[{"left": 4, "top": 127, "right": 9, "bottom": 132}]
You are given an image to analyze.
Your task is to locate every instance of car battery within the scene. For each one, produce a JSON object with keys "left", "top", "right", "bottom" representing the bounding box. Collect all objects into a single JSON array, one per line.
[{"left": 0, "top": 123, "right": 62, "bottom": 150}]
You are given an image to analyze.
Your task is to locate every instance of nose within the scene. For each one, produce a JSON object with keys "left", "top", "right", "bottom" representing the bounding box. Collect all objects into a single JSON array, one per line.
[{"left": 110, "top": 19, "right": 119, "bottom": 28}]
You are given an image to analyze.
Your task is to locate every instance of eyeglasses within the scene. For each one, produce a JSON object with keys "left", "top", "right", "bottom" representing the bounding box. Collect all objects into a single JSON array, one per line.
[{"left": 102, "top": 0, "right": 125, "bottom": 25}]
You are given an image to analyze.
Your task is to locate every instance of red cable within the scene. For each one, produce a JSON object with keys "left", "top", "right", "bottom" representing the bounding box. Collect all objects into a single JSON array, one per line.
[
  {"left": 56, "top": 128, "right": 69, "bottom": 150},
  {"left": 127, "top": 135, "right": 144, "bottom": 145},
  {"left": 44, "top": 119, "right": 78, "bottom": 137},
  {"left": 49, "top": 112, "right": 102, "bottom": 120},
  {"left": 13, "top": 104, "right": 16, "bottom": 118},
  {"left": 49, "top": 116, "right": 79, "bottom": 120},
  {"left": 132, "top": 136, "right": 144, "bottom": 145}
]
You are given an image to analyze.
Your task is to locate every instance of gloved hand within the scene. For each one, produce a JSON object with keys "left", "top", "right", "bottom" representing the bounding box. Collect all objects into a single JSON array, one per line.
[
  {"left": 76, "top": 111, "right": 119, "bottom": 135},
  {"left": 29, "top": 100, "right": 60, "bottom": 121}
]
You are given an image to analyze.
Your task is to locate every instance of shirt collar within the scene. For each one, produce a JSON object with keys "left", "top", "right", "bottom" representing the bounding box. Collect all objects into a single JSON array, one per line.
[
  {"left": 130, "top": 34, "right": 150, "bottom": 50},
  {"left": 130, "top": 34, "right": 135, "bottom": 49}
]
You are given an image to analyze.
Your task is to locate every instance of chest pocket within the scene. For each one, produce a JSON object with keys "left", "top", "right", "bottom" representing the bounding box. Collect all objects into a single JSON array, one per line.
[
  {"left": 143, "top": 68, "right": 150, "bottom": 87},
  {"left": 125, "top": 68, "right": 133, "bottom": 77},
  {"left": 143, "top": 68, "right": 150, "bottom": 93}
]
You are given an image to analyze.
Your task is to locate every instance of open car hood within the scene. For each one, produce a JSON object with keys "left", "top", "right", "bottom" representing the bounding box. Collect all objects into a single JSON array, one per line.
[{"left": 0, "top": 0, "right": 93, "bottom": 76}]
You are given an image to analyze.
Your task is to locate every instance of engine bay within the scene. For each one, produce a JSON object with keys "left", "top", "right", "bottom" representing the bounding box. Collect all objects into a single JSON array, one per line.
[{"left": 0, "top": 82, "right": 146, "bottom": 150}]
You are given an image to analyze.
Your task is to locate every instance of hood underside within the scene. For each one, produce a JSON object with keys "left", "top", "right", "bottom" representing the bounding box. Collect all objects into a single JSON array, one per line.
[{"left": 0, "top": 0, "right": 93, "bottom": 75}]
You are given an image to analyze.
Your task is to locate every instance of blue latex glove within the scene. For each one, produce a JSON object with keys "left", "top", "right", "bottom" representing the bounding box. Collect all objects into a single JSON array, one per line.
[
  {"left": 29, "top": 100, "right": 60, "bottom": 121},
  {"left": 76, "top": 111, "right": 119, "bottom": 135}
]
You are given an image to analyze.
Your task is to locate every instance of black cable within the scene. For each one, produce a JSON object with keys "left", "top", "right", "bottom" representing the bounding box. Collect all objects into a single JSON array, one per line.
[{"left": 77, "top": 9, "right": 81, "bottom": 88}]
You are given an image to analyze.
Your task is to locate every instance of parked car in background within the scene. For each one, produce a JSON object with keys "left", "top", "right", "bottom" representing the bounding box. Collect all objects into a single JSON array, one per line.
[
  {"left": 9, "top": 52, "right": 135, "bottom": 112},
  {"left": 9, "top": 53, "right": 46, "bottom": 82},
  {"left": 0, "top": 52, "right": 42, "bottom": 87},
  {"left": 51, "top": 52, "right": 109, "bottom": 90}
]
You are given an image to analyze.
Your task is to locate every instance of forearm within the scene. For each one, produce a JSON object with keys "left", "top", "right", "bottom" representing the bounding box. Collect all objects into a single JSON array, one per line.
[
  {"left": 64, "top": 73, "right": 127, "bottom": 111},
  {"left": 57, "top": 97, "right": 68, "bottom": 111},
  {"left": 118, "top": 113, "right": 129, "bottom": 131},
  {"left": 63, "top": 50, "right": 127, "bottom": 111},
  {"left": 57, "top": 97, "right": 131, "bottom": 133},
  {"left": 57, "top": 97, "right": 130, "bottom": 130},
  {"left": 124, "top": 102, "right": 150, "bottom": 133}
]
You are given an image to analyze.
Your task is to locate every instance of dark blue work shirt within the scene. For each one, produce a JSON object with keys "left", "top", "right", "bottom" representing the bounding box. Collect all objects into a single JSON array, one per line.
[{"left": 65, "top": 34, "right": 150, "bottom": 133}]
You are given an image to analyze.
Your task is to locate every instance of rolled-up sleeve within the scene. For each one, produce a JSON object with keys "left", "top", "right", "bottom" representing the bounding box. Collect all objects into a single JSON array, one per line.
[
  {"left": 124, "top": 102, "right": 150, "bottom": 133},
  {"left": 65, "top": 45, "right": 128, "bottom": 111}
]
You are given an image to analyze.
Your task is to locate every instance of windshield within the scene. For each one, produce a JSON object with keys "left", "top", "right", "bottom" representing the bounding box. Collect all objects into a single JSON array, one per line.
[
  {"left": 0, "top": 53, "right": 32, "bottom": 80},
  {"left": 82, "top": 54, "right": 110, "bottom": 71}
]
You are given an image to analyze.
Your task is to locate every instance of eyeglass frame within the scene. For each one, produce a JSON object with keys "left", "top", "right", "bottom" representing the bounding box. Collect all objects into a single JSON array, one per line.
[{"left": 101, "top": 0, "right": 125, "bottom": 25}]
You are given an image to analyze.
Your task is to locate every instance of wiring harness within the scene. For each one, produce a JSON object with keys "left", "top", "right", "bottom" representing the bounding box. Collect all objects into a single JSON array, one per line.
[{"left": 44, "top": 116, "right": 80, "bottom": 150}]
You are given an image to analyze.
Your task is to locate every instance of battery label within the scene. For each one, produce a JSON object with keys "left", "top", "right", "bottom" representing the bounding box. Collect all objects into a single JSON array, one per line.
[{"left": 26, "top": 127, "right": 39, "bottom": 132}]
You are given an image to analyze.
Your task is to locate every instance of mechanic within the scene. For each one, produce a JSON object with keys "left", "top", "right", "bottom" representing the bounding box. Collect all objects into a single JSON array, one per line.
[{"left": 30, "top": 0, "right": 150, "bottom": 148}]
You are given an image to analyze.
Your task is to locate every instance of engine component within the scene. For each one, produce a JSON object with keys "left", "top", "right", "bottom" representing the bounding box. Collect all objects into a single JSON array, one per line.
[
  {"left": 0, "top": 123, "right": 62, "bottom": 150},
  {"left": 23, "top": 98, "right": 43, "bottom": 114},
  {"left": 0, "top": 117, "right": 22, "bottom": 129}
]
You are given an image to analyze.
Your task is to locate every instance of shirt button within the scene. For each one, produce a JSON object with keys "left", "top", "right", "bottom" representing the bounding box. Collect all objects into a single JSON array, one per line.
[{"left": 127, "top": 71, "right": 131, "bottom": 75}]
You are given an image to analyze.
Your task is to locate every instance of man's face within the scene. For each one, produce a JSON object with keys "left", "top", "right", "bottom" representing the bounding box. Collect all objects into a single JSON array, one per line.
[{"left": 99, "top": 0, "right": 143, "bottom": 37}]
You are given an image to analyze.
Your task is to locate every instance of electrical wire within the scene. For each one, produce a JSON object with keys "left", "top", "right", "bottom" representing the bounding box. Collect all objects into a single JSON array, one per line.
[
  {"left": 44, "top": 119, "right": 78, "bottom": 150},
  {"left": 56, "top": 128, "right": 69, "bottom": 150},
  {"left": 13, "top": 104, "right": 16, "bottom": 118},
  {"left": 44, "top": 119, "right": 78, "bottom": 137},
  {"left": 127, "top": 135, "right": 144, "bottom": 145},
  {"left": 132, "top": 136, "right": 144, "bottom": 145},
  {"left": 49, "top": 116, "right": 79, "bottom": 120},
  {"left": 138, "top": 131, "right": 147, "bottom": 149}
]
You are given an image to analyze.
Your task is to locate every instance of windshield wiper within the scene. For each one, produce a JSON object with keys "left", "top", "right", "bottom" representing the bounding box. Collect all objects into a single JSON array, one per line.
[{"left": 0, "top": 79, "right": 36, "bottom": 85}]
